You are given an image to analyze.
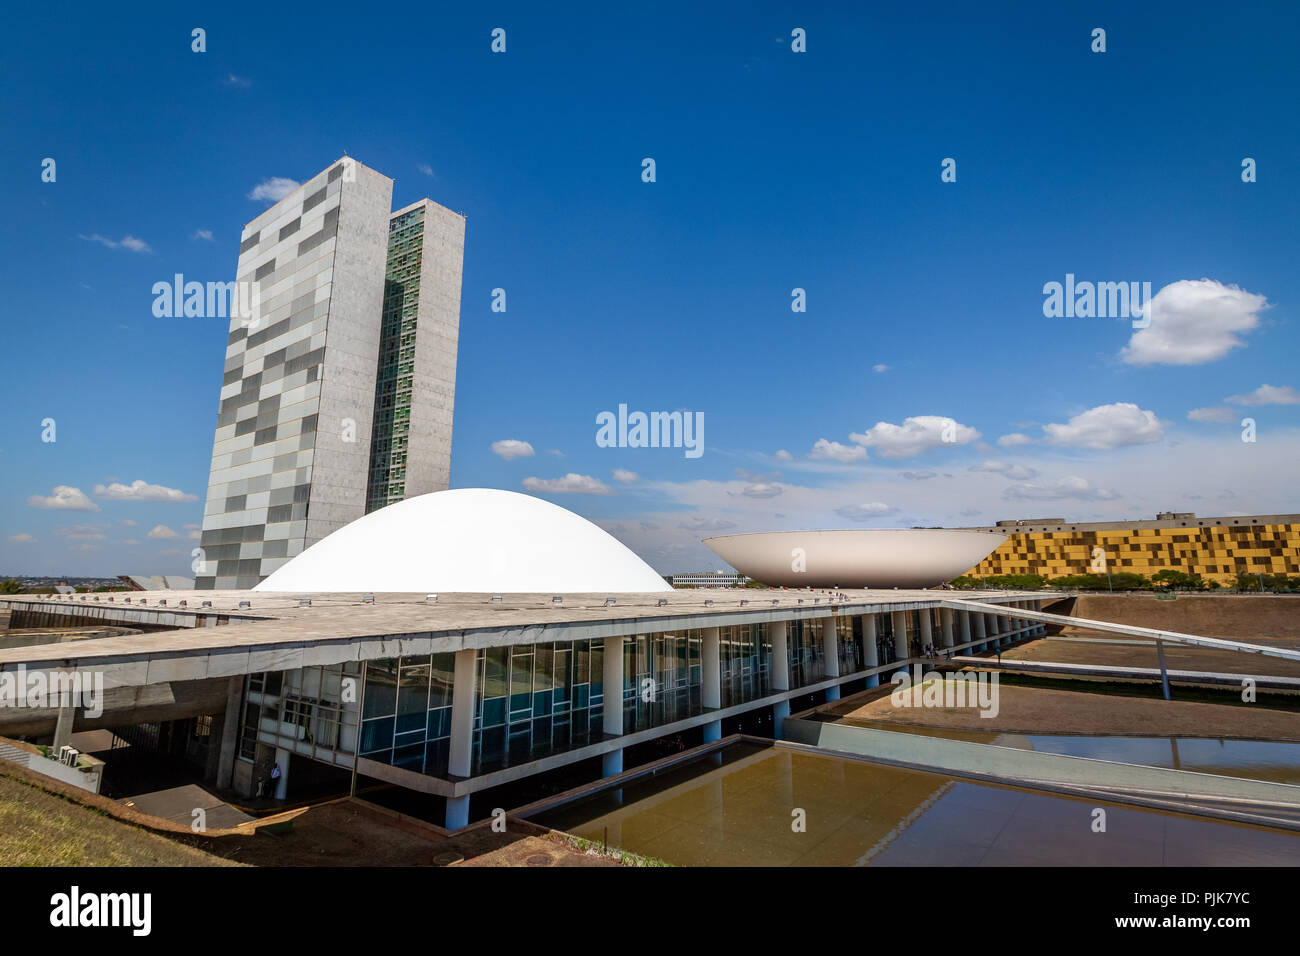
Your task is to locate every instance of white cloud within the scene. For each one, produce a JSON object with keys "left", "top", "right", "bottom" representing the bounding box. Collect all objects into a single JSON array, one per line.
[
  {"left": 1225, "top": 384, "right": 1300, "bottom": 406},
  {"left": 1120, "top": 279, "right": 1268, "bottom": 366},
  {"left": 835, "top": 502, "right": 898, "bottom": 522},
  {"left": 8, "top": 533, "right": 35, "bottom": 543},
  {"left": 848, "top": 416, "right": 979, "bottom": 458},
  {"left": 120, "top": 519, "right": 138, "bottom": 527},
  {"left": 969, "top": 461, "right": 1039, "bottom": 480},
  {"left": 147, "top": 524, "right": 180, "bottom": 540},
  {"left": 809, "top": 438, "right": 867, "bottom": 462},
  {"left": 28, "top": 486, "right": 99, "bottom": 511},
  {"left": 491, "top": 439, "right": 535, "bottom": 460},
  {"left": 997, "top": 433, "right": 1033, "bottom": 447},
  {"left": 192, "top": 229, "right": 214, "bottom": 241},
  {"left": 900, "top": 471, "right": 937, "bottom": 480},
  {"left": 77, "top": 234, "right": 152, "bottom": 253},
  {"left": 223, "top": 74, "right": 252, "bottom": 88},
  {"left": 678, "top": 516, "right": 737, "bottom": 532},
  {"left": 94, "top": 479, "right": 198, "bottom": 503},
  {"left": 247, "top": 177, "right": 300, "bottom": 203},
  {"left": 1042, "top": 403, "right": 1166, "bottom": 450},
  {"left": 55, "top": 524, "right": 106, "bottom": 540},
  {"left": 613, "top": 469, "right": 639, "bottom": 484},
  {"left": 774, "top": 449, "right": 795, "bottom": 462},
  {"left": 521, "top": 474, "right": 613, "bottom": 495},
  {"left": 1187, "top": 406, "right": 1238, "bottom": 423},
  {"left": 1003, "top": 476, "right": 1119, "bottom": 502},
  {"left": 872, "top": 364, "right": 890, "bottom": 373},
  {"left": 546, "top": 449, "right": 564, "bottom": 457},
  {"left": 737, "top": 483, "right": 783, "bottom": 499},
  {"left": 417, "top": 163, "right": 434, "bottom": 177},
  {"left": 189, "top": 529, "right": 203, "bottom": 540}
]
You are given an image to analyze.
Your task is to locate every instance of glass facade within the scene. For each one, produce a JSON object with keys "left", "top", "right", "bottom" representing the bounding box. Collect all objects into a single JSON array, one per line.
[
  {"left": 833, "top": 616, "right": 864, "bottom": 675},
  {"left": 243, "top": 662, "right": 363, "bottom": 765},
  {"left": 367, "top": 205, "right": 426, "bottom": 512},
  {"left": 718, "top": 624, "right": 773, "bottom": 707},
  {"left": 473, "top": 640, "right": 605, "bottom": 776},
  {"left": 787, "top": 618, "right": 826, "bottom": 689},
  {"left": 623, "top": 632, "right": 703, "bottom": 732},
  {"left": 875, "top": 612, "right": 897, "bottom": 666},
  {"left": 906, "top": 611, "right": 923, "bottom": 657},
  {"left": 358, "top": 653, "right": 456, "bottom": 775}
]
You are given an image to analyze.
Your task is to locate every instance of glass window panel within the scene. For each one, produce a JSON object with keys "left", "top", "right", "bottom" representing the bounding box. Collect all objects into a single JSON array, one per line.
[{"left": 362, "top": 659, "right": 398, "bottom": 719}]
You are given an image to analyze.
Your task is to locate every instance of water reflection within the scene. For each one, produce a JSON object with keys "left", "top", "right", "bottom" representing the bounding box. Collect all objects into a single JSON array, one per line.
[{"left": 532, "top": 744, "right": 1300, "bottom": 866}]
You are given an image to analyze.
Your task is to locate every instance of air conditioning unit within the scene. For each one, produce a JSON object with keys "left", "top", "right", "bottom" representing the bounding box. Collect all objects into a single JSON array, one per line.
[{"left": 58, "top": 745, "right": 80, "bottom": 766}]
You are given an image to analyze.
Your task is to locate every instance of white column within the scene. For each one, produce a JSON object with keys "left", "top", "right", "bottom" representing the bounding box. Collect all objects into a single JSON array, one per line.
[
  {"left": 448, "top": 648, "right": 477, "bottom": 780},
  {"left": 701, "top": 626, "right": 723, "bottom": 740},
  {"left": 702, "top": 627, "right": 721, "bottom": 709},
  {"left": 769, "top": 621, "right": 790, "bottom": 738},
  {"left": 602, "top": 635, "right": 625, "bottom": 775},
  {"left": 770, "top": 621, "right": 789, "bottom": 691},
  {"left": 822, "top": 618, "right": 841, "bottom": 701},
  {"left": 891, "top": 610, "right": 909, "bottom": 660},
  {"left": 973, "top": 610, "right": 987, "bottom": 651},
  {"left": 862, "top": 614, "right": 880, "bottom": 688},
  {"left": 959, "top": 609, "right": 972, "bottom": 649},
  {"left": 919, "top": 609, "right": 933, "bottom": 652}
]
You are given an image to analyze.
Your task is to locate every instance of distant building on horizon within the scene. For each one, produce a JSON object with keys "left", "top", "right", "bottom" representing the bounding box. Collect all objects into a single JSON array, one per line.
[
  {"left": 665, "top": 570, "right": 750, "bottom": 588},
  {"left": 195, "top": 158, "right": 464, "bottom": 590}
]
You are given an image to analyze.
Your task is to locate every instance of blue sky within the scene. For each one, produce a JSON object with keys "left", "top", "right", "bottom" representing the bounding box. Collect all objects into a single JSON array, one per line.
[{"left": 2, "top": 1, "right": 1299, "bottom": 576}]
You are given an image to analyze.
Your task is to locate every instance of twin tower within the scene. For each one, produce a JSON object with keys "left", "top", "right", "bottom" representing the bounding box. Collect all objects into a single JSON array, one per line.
[{"left": 195, "top": 158, "right": 465, "bottom": 589}]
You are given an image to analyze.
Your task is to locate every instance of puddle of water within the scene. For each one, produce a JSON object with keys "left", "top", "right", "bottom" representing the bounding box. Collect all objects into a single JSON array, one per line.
[{"left": 530, "top": 745, "right": 1300, "bottom": 866}]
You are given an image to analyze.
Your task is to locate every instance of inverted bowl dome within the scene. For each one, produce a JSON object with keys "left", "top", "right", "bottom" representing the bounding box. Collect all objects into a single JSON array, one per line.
[
  {"left": 254, "top": 488, "right": 672, "bottom": 593},
  {"left": 702, "top": 528, "right": 1007, "bottom": 588}
]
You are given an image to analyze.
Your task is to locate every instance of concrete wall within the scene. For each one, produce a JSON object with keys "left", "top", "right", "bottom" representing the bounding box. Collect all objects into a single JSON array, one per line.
[
  {"left": 1071, "top": 594, "right": 1300, "bottom": 641},
  {"left": 784, "top": 717, "right": 1300, "bottom": 806}
]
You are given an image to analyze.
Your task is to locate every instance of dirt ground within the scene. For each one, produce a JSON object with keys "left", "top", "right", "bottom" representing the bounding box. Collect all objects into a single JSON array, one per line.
[
  {"left": 834, "top": 680, "right": 1300, "bottom": 739},
  {"left": 0, "top": 761, "right": 615, "bottom": 867},
  {"left": 1001, "top": 631, "right": 1300, "bottom": 679}
]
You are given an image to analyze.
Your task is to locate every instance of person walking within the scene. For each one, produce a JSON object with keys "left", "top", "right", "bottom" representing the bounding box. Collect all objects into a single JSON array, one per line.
[{"left": 269, "top": 761, "right": 282, "bottom": 799}]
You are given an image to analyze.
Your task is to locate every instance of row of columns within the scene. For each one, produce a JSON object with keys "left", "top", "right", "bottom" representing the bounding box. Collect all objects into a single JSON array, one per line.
[{"left": 435, "top": 598, "right": 1048, "bottom": 828}]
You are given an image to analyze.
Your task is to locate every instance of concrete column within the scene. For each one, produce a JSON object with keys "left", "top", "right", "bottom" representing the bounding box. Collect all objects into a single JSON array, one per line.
[
  {"left": 919, "top": 609, "right": 933, "bottom": 653},
  {"left": 862, "top": 614, "right": 879, "bottom": 688},
  {"left": 702, "top": 627, "right": 721, "bottom": 710},
  {"left": 939, "top": 607, "right": 954, "bottom": 649},
  {"left": 446, "top": 794, "right": 470, "bottom": 829},
  {"left": 822, "top": 619, "right": 840, "bottom": 678},
  {"left": 891, "top": 610, "right": 909, "bottom": 662},
  {"left": 273, "top": 745, "right": 290, "bottom": 800},
  {"left": 959, "top": 609, "right": 972, "bottom": 649},
  {"left": 602, "top": 635, "right": 625, "bottom": 777},
  {"left": 773, "top": 699, "right": 791, "bottom": 739},
  {"left": 52, "top": 697, "right": 76, "bottom": 752},
  {"left": 973, "top": 611, "right": 987, "bottom": 651},
  {"left": 216, "top": 676, "right": 243, "bottom": 790},
  {"left": 448, "top": 648, "right": 477, "bottom": 779},
  {"left": 702, "top": 720, "right": 723, "bottom": 742},
  {"left": 770, "top": 621, "right": 789, "bottom": 691},
  {"left": 822, "top": 618, "right": 840, "bottom": 701}
]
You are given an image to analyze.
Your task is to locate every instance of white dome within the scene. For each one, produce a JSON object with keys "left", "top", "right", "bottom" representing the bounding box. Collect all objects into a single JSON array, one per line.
[{"left": 254, "top": 488, "right": 671, "bottom": 593}]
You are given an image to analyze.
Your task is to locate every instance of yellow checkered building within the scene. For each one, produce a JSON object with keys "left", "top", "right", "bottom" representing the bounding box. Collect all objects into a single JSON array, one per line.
[{"left": 962, "top": 512, "right": 1300, "bottom": 585}]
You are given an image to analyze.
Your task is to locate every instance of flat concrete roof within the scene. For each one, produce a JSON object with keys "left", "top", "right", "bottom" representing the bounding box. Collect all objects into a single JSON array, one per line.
[{"left": 0, "top": 589, "right": 1057, "bottom": 683}]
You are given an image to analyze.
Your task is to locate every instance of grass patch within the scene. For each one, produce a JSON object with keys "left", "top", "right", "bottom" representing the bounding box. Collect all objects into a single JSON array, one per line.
[{"left": 0, "top": 771, "right": 236, "bottom": 867}]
